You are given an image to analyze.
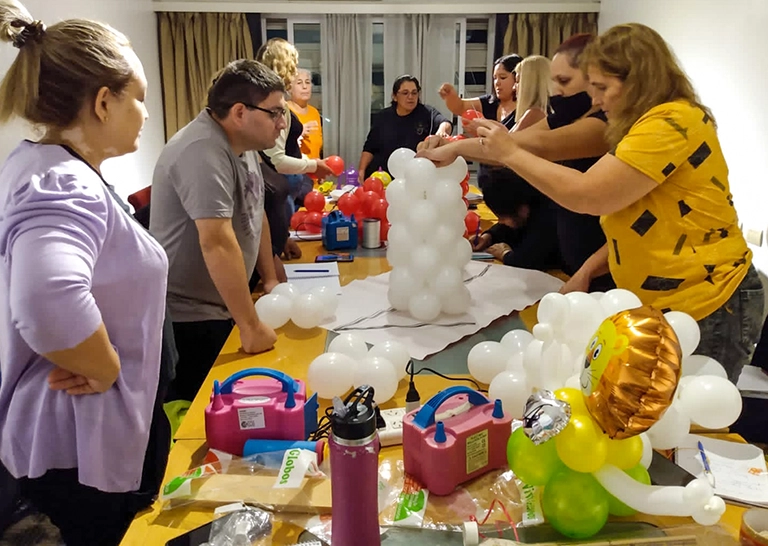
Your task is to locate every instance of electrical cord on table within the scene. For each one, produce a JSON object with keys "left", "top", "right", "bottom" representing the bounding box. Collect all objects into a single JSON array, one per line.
[{"left": 404, "top": 359, "right": 488, "bottom": 413}]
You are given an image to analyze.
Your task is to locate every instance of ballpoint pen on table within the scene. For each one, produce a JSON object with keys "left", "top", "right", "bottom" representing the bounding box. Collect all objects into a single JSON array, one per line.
[{"left": 697, "top": 440, "right": 716, "bottom": 489}]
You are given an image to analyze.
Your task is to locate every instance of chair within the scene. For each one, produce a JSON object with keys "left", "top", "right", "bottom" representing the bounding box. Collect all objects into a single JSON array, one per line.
[{"left": 127, "top": 185, "right": 152, "bottom": 211}]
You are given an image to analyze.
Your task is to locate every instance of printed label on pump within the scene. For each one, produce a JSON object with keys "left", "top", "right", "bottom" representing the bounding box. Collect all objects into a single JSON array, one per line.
[
  {"left": 466, "top": 429, "right": 489, "bottom": 474},
  {"left": 237, "top": 406, "right": 265, "bottom": 430},
  {"left": 336, "top": 226, "right": 350, "bottom": 242}
]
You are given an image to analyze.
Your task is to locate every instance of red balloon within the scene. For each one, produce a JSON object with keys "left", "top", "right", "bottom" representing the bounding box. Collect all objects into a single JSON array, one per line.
[
  {"left": 361, "top": 190, "right": 379, "bottom": 216},
  {"left": 363, "top": 177, "right": 384, "bottom": 196},
  {"left": 465, "top": 211, "right": 481, "bottom": 234},
  {"left": 369, "top": 198, "right": 388, "bottom": 221},
  {"left": 462, "top": 197, "right": 470, "bottom": 210},
  {"left": 353, "top": 187, "right": 367, "bottom": 201},
  {"left": 448, "top": 134, "right": 467, "bottom": 142},
  {"left": 290, "top": 211, "right": 307, "bottom": 231},
  {"left": 326, "top": 155, "right": 345, "bottom": 177},
  {"left": 461, "top": 171, "right": 471, "bottom": 185},
  {"left": 337, "top": 193, "right": 360, "bottom": 217},
  {"left": 304, "top": 190, "right": 325, "bottom": 213},
  {"left": 461, "top": 109, "right": 484, "bottom": 121},
  {"left": 304, "top": 211, "right": 323, "bottom": 234},
  {"left": 380, "top": 221, "right": 390, "bottom": 242},
  {"left": 460, "top": 179, "right": 469, "bottom": 196}
]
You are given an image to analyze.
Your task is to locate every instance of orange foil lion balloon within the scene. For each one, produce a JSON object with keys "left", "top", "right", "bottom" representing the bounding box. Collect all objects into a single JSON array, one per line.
[{"left": 580, "top": 306, "right": 682, "bottom": 439}]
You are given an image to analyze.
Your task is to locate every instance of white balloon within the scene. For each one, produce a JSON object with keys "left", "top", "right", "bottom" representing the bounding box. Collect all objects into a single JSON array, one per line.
[
  {"left": 307, "top": 352, "right": 356, "bottom": 399},
  {"left": 563, "top": 291, "right": 608, "bottom": 350},
  {"left": 368, "top": 340, "right": 411, "bottom": 381},
  {"left": 408, "top": 200, "right": 439, "bottom": 241},
  {"left": 386, "top": 244, "right": 411, "bottom": 268},
  {"left": 691, "top": 495, "right": 726, "bottom": 526},
  {"left": 556, "top": 344, "right": 574, "bottom": 387},
  {"left": 427, "top": 179, "right": 463, "bottom": 211},
  {"left": 506, "top": 351, "right": 525, "bottom": 374},
  {"left": 309, "top": 286, "right": 339, "bottom": 319},
  {"left": 677, "top": 375, "right": 742, "bottom": 429},
  {"left": 409, "top": 244, "right": 441, "bottom": 282},
  {"left": 663, "top": 311, "right": 701, "bottom": 357},
  {"left": 290, "top": 293, "right": 325, "bottom": 329},
  {"left": 488, "top": 371, "right": 530, "bottom": 419},
  {"left": 601, "top": 288, "right": 642, "bottom": 316},
  {"left": 428, "top": 265, "right": 464, "bottom": 297},
  {"left": 539, "top": 341, "right": 564, "bottom": 391},
  {"left": 682, "top": 478, "right": 713, "bottom": 506},
  {"left": 451, "top": 237, "right": 473, "bottom": 269},
  {"left": 328, "top": 333, "right": 369, "bottom": 360},
  {"left": 352, "top": 356, "right": 398, "bottom": 404},
  {"left": 408, "top": 290, "right": 442, "bottom": 321},
  {"left": 386, "top": 200, "right": 409, "bottom": 224},
  {"left": 271, "top": 282, "right": 300, "bottom": 301},
  {"left": 387, "top": 147, "right": 416, "bottom": 179},
  {"left": 386, "top": 223, "right": 410, "bottom": 250},
  {"left": 436, "top": 156, "right": 468, "bottom": 184},
  {"left": 254, "top": 294, "right": 293, "bottom": 329},
  {"left": 639, "top": 433, "right": 653, "bottom": 469},
  {"left": 441, "top": 284, "right": 471, "bottom": 315},
  {"left": 500, "top": 329, "right": 533, "bottom": 354},
  {"left": 532, "top": 323, "right": 555, "bottom": 343},
  {"left": 425, "top": 222, "right": 462, "bottom": 250},
  {"left": 646, "top": 404, "right": 690, "bottom": 450},
  {"left": 388, "top": 267, "right": 423, "bottom": 311},
  {"left": 467, "top": 341, "right": 508, "bottom": 384},
  {"left": 404, "top": 158, "right": 438, "bottom": 199},
  {"left": 536, "top": 292, "right": 570, "bottom": 330},
  {"left": 523, "top": 339, "right": 544, "bottom": 389},
  {"left": 385, "top": 178, "right": 408, "bottom": 208},
  {"left": 681, "top": 354, "right": 727, "bottom": 379},
  {"left": 564, "top": 374, "right": 581, "bottom": 390}
]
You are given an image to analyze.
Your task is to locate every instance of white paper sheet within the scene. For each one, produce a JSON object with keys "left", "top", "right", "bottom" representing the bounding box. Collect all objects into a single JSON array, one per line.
[
  {"left": 737, "top": 365, "right": 768, "bottom": 399},
  {"left": 284, "top": 263, "right": 342, "bottom": 295},
  {"left": 321, "top": 261, "right": 563, "bottom": 360}
]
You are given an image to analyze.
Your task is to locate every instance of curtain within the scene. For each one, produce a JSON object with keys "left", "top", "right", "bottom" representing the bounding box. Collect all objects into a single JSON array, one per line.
[
  {"left": 320, "top": 14, "right": 373, "bottom": 164},
  {"left": 158, "top": 12, "right": 254, "bottom": 140},
  {"left": 502, "top": 13, "right": 598, "bottom": 58},
  {"left": 383, "top": 15, "right": 457, "bottom": 119}
]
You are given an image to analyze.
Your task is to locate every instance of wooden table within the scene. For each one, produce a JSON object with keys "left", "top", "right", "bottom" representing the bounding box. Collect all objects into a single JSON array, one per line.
[{"left": 121, "top": 221, "right": 748, "bottom": 545}]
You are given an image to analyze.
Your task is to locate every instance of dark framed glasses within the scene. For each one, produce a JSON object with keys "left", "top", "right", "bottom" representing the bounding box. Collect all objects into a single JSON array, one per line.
[{"left": 240, "top": 102, "right": 286, "bottom": 121}]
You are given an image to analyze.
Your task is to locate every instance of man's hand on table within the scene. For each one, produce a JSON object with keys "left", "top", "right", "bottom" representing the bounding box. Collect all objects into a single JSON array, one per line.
[{"left": 240, "top": 320, "right": 277, "bottom": 354}]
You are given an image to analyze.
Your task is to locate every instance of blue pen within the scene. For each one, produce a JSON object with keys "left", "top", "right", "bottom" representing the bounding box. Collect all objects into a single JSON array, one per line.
[{"left": 697, "top": 440, "right": 716, "bottom": 489}]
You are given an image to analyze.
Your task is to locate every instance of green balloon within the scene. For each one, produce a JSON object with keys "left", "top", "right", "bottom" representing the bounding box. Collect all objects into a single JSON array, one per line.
[
  {"left": 607, "top": 464, "right": 651, "bottom": 517},
  {"left": 507, "top": 428, "right": 564, "bottom": 486},
  {"left": 541, "top": 467, "right": 609, "bottom": 539}
]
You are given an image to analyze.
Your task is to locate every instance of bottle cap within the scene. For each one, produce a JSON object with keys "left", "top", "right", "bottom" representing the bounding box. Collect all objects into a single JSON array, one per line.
[
  {"left": 331, "top": 386, "right": 377, "bottom": 441},
  {"left": 462, "top": 521, "right": 479, "bottom": 546}
]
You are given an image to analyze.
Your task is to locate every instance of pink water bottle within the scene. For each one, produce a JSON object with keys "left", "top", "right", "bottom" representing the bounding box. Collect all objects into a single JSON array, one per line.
[{"left": 329, "top": 386, "right": 380, "bottom": 546}]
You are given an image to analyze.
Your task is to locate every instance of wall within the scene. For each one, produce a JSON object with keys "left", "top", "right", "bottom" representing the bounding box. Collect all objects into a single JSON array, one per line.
[
  {"left": 599, "top": 0, "right": 768, "bottom": 281},
  {"left": 0, "top": 0, "right": 164, "bottom": 201}
]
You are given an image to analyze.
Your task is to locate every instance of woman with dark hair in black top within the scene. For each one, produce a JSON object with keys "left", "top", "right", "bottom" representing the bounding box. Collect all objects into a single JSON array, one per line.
[{"left": 358, "top": 75, "right": 452, "bottom": 180}]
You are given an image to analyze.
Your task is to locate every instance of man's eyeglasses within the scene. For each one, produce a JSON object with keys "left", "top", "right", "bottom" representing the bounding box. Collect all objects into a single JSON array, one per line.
[
  {"left": 397, "top": 90, "right": 420, "bottom": 97},
  {"left": 240, "top": 103, "right": 286, "bottom": 121}
]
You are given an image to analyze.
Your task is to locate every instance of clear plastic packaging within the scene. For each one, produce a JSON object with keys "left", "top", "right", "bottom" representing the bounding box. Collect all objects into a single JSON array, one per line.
[{"left": 207, "top": 508, "right": 271, "bottom": 546}]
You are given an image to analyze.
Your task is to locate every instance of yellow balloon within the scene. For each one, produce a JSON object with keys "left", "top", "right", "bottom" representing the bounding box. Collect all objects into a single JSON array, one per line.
[
  {"left": 371, "top": 170, "right": 393, "bottom": 187},
  {"left": 605, "top": 435, "right": 643, "bottom": 470},
  {"left": 553, "top": 387, "right": 588, "bottom": 416},
  {"left": 555, "top": 414, "right": 607, "bottom": 473}
]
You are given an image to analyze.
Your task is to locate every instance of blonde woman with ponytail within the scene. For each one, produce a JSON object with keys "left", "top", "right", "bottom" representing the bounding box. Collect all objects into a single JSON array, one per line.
[
  {"left": 0, "top": 1, "right": 170, "bottom": 543},
  {"left": 511, "top": 55, "right": 551, "bottom": 132}
]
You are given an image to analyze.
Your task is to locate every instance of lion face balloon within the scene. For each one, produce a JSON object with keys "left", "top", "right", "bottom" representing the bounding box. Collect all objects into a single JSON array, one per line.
[{"left": 581, "top": 306, "right": 682, "bottom": 439}]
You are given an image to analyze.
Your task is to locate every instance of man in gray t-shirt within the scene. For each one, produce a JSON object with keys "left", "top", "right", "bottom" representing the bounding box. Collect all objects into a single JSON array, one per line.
[{"left": 150, "top": 60, "right": 286, "bottom": 401}]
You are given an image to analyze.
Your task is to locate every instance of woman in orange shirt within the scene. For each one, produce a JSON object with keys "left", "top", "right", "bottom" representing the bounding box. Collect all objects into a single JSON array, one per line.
[{"left": 288, "top": 68, "right": 323, "bottom": 160}]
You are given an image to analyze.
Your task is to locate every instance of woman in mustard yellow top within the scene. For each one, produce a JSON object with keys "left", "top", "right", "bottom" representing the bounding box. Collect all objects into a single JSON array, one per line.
[
  {"left": 287, "top": 68, "right": 323, "bottom": 160},
  {"left": 419, "top": 23, "right": 764, "bottom": 384}
]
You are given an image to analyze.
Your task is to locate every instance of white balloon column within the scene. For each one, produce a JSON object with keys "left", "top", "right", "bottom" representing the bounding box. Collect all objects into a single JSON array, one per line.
[
  {"left": 385, "top": 148, "right": 473, "bottom": 320},
  {"left": 306, "top": 334, "right": 411, "bottom": 405}
]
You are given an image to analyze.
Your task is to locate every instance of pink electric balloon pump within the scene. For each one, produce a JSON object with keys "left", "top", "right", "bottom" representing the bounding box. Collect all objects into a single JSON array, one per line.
[{"left": 205, "top": 368, "right": 319, "bottom": 456}]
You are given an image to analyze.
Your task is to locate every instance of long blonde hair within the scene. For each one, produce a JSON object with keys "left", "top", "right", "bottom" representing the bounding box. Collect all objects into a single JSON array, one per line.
[
  {"left": 514, "top": 55, "right": 551, "bottom": 123},
  {"left": 255, "top": 37, "right": 298, "bottom": 89},
  {"left": 0, "top": 0, "right": 133, "bottom": 127},
  {"left": 582, "top": 23, "right": 714, "bottom": 147}
]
